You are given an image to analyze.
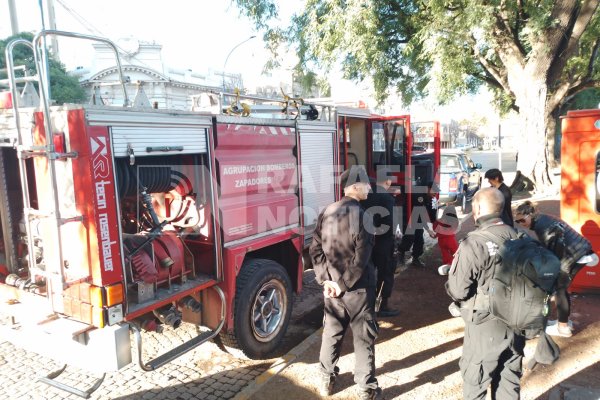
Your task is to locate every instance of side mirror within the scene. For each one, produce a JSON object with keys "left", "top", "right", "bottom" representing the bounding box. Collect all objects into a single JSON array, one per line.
[{"left": 475, "top": 163, "right": 482, "bottom": 169}]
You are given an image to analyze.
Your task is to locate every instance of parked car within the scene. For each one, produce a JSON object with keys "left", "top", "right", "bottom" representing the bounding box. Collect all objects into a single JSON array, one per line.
[
  {"left": 454, "top": 143, "right": 473, "bottom": 150},
  {"left": 439, "top": 149, "right": 482, "bottom": 210}
]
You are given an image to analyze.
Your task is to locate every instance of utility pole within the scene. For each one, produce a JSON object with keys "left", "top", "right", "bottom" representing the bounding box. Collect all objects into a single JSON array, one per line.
[
  {"left": 8, "top": 0, "right": 19, "bottom": 35},
  {"left": 45, "top": 0, "right": 60, "bottom": 59},
  {"left": 498, "top": 122, "right": 502, "bottom": 171}
]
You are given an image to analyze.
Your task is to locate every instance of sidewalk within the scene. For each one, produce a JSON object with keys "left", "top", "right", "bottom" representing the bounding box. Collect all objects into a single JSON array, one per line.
[{"left": 237, "top": 195, "right": 600, "bottom": 400}]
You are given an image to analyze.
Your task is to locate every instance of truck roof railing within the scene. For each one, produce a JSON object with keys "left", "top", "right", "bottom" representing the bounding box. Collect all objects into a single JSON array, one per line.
[{"left": 190, "top": 89, "right": 335, "bottom": 121}]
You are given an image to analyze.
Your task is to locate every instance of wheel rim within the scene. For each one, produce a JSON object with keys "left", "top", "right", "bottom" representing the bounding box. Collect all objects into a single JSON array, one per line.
[{"left": 250, "top": 279, "right": 287, "bottom": 342}]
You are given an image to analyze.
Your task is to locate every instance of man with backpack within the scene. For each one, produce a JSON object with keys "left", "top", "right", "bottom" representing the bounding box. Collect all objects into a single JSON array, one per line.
[{"left": 446, "top": 187, "right": 525, "bottom": 400}]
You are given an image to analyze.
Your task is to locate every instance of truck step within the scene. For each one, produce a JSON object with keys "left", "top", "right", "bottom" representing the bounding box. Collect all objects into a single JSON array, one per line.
[{"left": 38, "top": 365, "right": 105, "bottom": 399}]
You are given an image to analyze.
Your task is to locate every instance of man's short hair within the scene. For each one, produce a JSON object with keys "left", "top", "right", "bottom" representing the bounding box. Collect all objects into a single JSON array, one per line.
[
  {"left": 340, "top": 165, "right": 370, "bottom": 188},
  {"left": 484, "top": 168, "right": 504, "bottom": 182},
  {"left": 473, "top": 187, "right": 505, "bottom": 214}
]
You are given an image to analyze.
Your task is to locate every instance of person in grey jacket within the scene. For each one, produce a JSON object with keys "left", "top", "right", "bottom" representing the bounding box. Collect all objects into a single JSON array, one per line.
[
  {"left": 447, "top": 187, "right": 524, "bottom": 400},
  {"left": 310, "top": 165, "right": 383, "bottom": 400},
  {"left": 514, "top": 201, "right": 594, "bottom": 337}
]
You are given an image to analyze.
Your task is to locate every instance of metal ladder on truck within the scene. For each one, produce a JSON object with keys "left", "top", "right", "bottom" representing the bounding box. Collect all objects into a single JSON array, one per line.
[{"left": 2, "top": 31, "right": 129, "bottom": 399}]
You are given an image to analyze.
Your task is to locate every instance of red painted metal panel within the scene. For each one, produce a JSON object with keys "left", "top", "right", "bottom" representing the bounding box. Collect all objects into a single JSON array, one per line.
[
  {"left": 215, "top": 123, "right": 299, "bottom": 243},
  {"left": 561, "top": 109, "right": 600, "bottom": 293},
  {"left": 65, "top": 109, "right": 95, "bottom": 283},
  {"left": 218, "top": 151, "right": 298, "bottom": 197},
  {"left": 0, "top": 92, "right": 12, "bottom": 109},
  {"left": 215, "top": 123, "right": 295, "bottom": 147},
  {"left": 29, "top": 110, "right": 122, "bottom": 290},
  {"left": 220, "top": 229, "right": 301, "bottom": 331},
  {"left": 85, "top": 124, "right": 124, "bottom": 285}
]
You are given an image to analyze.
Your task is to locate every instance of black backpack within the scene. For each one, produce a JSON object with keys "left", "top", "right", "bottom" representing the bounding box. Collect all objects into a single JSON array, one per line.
[{"left": 472, "top": 230, "right": 561, "bottom": 337}]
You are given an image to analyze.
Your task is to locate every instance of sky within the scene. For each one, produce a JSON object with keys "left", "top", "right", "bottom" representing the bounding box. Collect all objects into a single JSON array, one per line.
[
  {"left": 0, "top": 0, "right": 498, "bottom": 121},
  {"left": 1, "top": 0, "right": 293, "bottom": 88}
]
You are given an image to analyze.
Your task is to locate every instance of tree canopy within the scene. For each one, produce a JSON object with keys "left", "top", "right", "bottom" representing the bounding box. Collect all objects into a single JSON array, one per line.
[
  {"left": 235, "top": 1, "right": 599, "bottom": 107},
  {"left": 235, "top": 0, "right": 600, "bottom": 190},
  {"left": 0, "top": 32, "right": 86, "bottom": 105}
]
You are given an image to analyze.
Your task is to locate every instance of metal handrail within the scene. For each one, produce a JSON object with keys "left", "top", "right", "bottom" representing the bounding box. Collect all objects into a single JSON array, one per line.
[
  {"left": 32, "top": 30, "right": 129, "bottom": 106},
  {"left": 12, "top": 30, "right": 131, "bottom": 307},
  {"left": 5, "top": 39, "right": 38, "bottom": 276},
  {"left": 131, "top": 285, "right": 226, "bottom": 371}
]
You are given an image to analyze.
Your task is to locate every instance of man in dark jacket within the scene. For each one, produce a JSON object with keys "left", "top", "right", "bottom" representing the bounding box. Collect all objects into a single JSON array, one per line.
[
  {"left": 310, "top": 165, "right": 383, "bottom": 400},
  {"left": 484, "top": 168, "right": 513, "bottom": 227},
  {"left": 361, "top": 167, "right": 400, "bottom": 317},
  {"left": 514, "top": 200, "right": 594, "bottom": 337},
  {"left": 398, "top": 182, "right": 437, "bottom": 268},
  {"left": 447, "top": 187, "right": 524, "bottom": 400}
]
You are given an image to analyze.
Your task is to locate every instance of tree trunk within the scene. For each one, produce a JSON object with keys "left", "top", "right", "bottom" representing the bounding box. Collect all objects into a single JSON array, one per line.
[
  {"left": 513, "top": 81, "right": 553, "bottom": 192},
  {"left": 545, "top": 111, "right": 559, "bottom": 168}
]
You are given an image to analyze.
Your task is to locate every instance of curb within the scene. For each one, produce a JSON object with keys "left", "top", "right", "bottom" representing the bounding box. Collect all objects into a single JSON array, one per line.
[{"left": 232, "top": 327, "right": 324, "bottom": 400}]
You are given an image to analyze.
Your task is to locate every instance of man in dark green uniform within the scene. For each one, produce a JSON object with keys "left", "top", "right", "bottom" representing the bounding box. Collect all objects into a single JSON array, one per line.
[{"left": 310, "top": 165, "right": 383, "bottom": 400}]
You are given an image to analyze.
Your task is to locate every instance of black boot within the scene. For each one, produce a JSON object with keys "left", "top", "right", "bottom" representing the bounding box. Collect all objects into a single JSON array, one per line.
[
  {"left": 394, "top": 251, "right": 406, "bottom": 273},
  {"left": 318, "top": 369, "right": 338, "bottom": 396},
  {"left": 411, "top": 257, "right": 425, "bottom": 268},
  {"left": 377, "top": 298, "right": 400, "bottom": 318},
  {"left": 358, "top": 387, "right": 384, "bottom": 400},
  {"left": 397, "top": 250, "right": 406, "bottom": 265}
]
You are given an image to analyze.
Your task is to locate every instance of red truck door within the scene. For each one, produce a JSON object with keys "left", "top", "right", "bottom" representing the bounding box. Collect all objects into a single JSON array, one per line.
[
  {"left": 367, "top": 115, "right": 412, "bottom": 212},
  {"left": 561, "top": 109, "right": 600, "bottom": 293}
]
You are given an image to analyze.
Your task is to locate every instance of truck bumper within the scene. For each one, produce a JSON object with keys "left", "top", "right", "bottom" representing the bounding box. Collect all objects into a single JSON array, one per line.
[{"left": 0, "top": 298, "right": 132, "bottom": 373}]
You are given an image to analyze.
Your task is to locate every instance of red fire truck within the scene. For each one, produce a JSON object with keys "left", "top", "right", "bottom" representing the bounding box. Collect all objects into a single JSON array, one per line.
[
  {"left": 560, "top": 109, "right": 600, "bottom": 293},
  {"left": 0, "top": 31, "right": 439, "bottom": 396}
]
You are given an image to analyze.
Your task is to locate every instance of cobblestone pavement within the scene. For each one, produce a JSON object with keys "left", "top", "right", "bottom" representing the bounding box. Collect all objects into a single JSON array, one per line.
[{"left": 0, "top": 270, "right": 324, "bottom": 400}]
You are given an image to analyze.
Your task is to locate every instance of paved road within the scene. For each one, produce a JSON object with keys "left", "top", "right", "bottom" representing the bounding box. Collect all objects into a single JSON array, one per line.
[
  {"left": 0, "top": 271, "right": 324, "bottom": 400},
  {"left": 468, "top": 149, "right": 518, "bottom": 175}
]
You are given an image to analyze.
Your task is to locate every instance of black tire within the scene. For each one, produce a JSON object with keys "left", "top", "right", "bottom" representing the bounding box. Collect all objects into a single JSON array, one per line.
[{"left": 216, "top": 258, "right": 292, "bottom": 359}]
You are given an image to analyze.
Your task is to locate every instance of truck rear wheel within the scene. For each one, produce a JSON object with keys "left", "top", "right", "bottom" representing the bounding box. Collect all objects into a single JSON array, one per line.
[{"left": 217, "top": 258, "right": 292, "bottom": 359}]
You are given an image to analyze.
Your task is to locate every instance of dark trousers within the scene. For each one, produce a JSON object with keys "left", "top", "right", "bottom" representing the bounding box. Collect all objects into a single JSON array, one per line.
[
  {"left": 320, "top": 288, "right": 379, "bottom": 390},
  {"left": 399, "top": 228, "right": 424, "bottom": 258},
  {"left": 555, "top": 262, "right": 586, "bottom": 323},
  {"left": 460, "top": 318, "right": 525, "bottom": 400},
  {"left": 373, "top": 236, "right": 395, "bottom": 299}
]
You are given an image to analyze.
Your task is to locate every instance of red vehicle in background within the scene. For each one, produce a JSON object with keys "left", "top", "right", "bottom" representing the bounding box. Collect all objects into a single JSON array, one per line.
[{"left": 560, "top": 109, "right": 600, "bottom": 293}]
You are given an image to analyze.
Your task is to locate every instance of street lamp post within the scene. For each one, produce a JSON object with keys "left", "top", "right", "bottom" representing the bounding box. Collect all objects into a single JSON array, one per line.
[{"left": 222, "top": 35, "right": 256, "bottom": 93}]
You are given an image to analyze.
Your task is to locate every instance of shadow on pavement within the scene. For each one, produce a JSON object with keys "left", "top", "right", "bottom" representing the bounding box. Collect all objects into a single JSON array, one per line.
[
  {"left": 532, "top": 361, "right": 600, "bottom": 400},
  {"left": 383, "top": 359, "right": 460, "bottom": 399},
  {"left": 379, "top": 337, "right": 463, "bottom": 375}
]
